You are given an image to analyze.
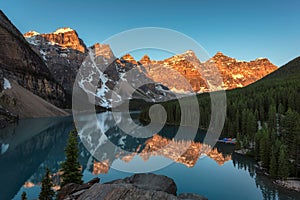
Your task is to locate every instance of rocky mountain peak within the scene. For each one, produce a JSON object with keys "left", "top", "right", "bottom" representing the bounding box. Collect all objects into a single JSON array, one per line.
[
  {"left": 253, "top": 57, "right": 272, "bottom": 63},
  {"left": 121, "top": 54, "right": 137, "bottom": 64},
  {"left": 211, "top": 51, "right": 236, "bottom": 62},
  {"left": 139, "top": 54, "right": 151, "bottom": 65},
  {"left": 205, "top": 52, "right": 278, "bottom": 89},
  {"left": 181, "top": 50, "right": 197, "bottom": 57},
  {"left": 176, "top": 50, "right": 197, "bottom": 58},
  {"left": 166, "top": 50, "right": 200, "bottom": 64},
  {"left": 91, "top": 43, "right": 115, "bottom": 59},
  {"left": 215, "top": 51, "right": 224, "bottom": 56},
  {"left": 23, "top": 31, "right": 40, "bottom": 37},
  {"left": 210, "top": 52, "right": 250, "bottom": 70},
  {"left": 24, "top": 27, "right": 87, "bottom": 53},
  {"left": 53, "top": 27, "right": 74, "bottom": 34}
]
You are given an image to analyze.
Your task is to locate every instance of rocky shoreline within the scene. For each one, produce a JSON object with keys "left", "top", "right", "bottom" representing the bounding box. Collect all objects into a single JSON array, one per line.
[
  {"left": 274, "top": 179, "right": 300, "bottom": 192},
  {"left": 234, "top": 149, "right": 300, "bottom": 192},
  {"left": 57, "top": 173, "right": 208, "bottom": 200}
]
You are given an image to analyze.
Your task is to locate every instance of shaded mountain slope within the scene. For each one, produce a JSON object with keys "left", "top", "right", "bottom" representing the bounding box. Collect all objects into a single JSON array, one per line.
[
  {"left": 2, "top": 80, "right": 68, "bottom": 118},
  {"left": 261, "top": 56, "right": 300, "bottom": 80},
  {"left": 0, "top": 10, "right": 67, "bottom": 107},
  {"left": 0, "top": 10, "right": 69, "bottom": 127}
]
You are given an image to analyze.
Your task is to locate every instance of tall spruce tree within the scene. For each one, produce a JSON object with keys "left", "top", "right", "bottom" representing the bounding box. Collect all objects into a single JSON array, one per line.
[
  {"left": 254, "top": 131, "right": 262, "bottom": 160},
  {"left": 268, "top": 104, "right": 276, "bottom": 131},
  {"left": 39, "top": 168, "right": 55, "bottom": 200},
  {"left": 269, "top": 146, "right": 278, "bottom": 178},
  {"left": 284, "top": 109, "right": 300, "bottom": 176},
  {"left": 259, "top": 129, "right": 270, "bottom": 168},
  {"left": 278, "top": 145, "right": 289, "bottom": 179},
  {"left": 60, "top": 130, "right": 83, "bottom": 187}
]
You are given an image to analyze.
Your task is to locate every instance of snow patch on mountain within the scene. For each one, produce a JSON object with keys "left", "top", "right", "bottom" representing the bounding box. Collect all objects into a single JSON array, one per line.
[
  {"left": 170, "top": 87, "right": 192, "bottom": 94},
  {"left": 25, "top": 36, "right": 38, "bottom": 45},
  {"left": 3, "top": 78, "right": 11, "bottom": 89},
  {"left": 232, "top": 74, "right": 244, "bottom": 79},
  {"left": 54, "top": 27, "right": 74, "bottom": 34},
  {"left": 39, "top": 50, "right": 47, "bottom": 61}
]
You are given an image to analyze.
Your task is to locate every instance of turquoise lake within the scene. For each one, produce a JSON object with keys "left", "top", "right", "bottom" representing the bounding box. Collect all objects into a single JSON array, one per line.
[{"left": 0, "top": 113, "right": 299, "bottom": 200}]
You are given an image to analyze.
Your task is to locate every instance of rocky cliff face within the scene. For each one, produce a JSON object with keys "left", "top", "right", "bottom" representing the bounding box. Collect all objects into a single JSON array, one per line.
[
  {"left": 138, "top": 51, "right": 278, "bottom": 93},
  {"left": 75, "top": 49, "right": 173, "bottom": 109},
  {"left": 141, "top": 50, "right": 208, "bottom": 93},
  {"left": 25, "top": 28, "right": 87, "bottom": 53},
  {"left": 208, "top": 52, "right": 278, "bottom": 89},
  {"left": 24, "top": 28, "right": 88, "bottom": 94},
  {"left": 91, "top": 43, "right": 116, "bottom": 66},
  {"left": 0, "top": 11, "right": 67, "bottom": 108}
]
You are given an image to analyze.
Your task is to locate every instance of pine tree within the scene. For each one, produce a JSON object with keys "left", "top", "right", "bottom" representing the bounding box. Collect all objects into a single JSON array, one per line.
[
  {"left": 268, "top": 104, "right": 276, "bottom": 131},
  {"left": 39, "top": 168, "right": 55, "bottom": 200},
  {"left": 269, "top": 146, "right": 277, "bottom": 178},
  {"left": 278, "top": 145, "right": 289, "bottom": 179},
  {"left": 283, "top": 108, "right": 300, "bottom": 176},
  {"left": 247, "top": 111, "right": 257, "bottom": 136},
  {"left": 241, "top": 109, "right": 248, "bottom": 135},
  {"left": 236, "top": 132, "right": 242, "bottom": 150},
  {"left": 254, "top": 131, "right": 262, "bottom": 160},
  {"left": 278, "top": 103, "right": 285, "bottom": 114},
  {"left": 21, "top": 192, "right": 27, "bottom": 200},
  {"left": 60, "top": 130, "right": 83, "bottom": 187},
  {"left": 259, "top": 129, "right": 270, "bottom": 168}
]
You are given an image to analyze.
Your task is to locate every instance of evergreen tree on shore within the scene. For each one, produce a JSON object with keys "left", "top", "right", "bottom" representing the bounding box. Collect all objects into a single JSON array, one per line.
[
  {"left": 60, "top": 130, "right": 83, "bottom": 187},
  {"left": 21, "top": 192, "right": 27, "bottom": 200},
  {"left": 278, "top": 145, "right": 289, "bottom": 179},
  {"left": 39, "top": 168, "right": 55, "bottom": 200},
  {"left": 259, "top": 129, "right": 270, "bottom": 168},
  {"left": 269, "top": 146, "right": 278, "bottom": 178}
]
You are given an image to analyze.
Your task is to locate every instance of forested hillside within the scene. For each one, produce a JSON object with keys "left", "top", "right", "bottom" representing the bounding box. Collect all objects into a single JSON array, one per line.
[{"left": 139, "top": 56, "right": 300, "bottom": 179}]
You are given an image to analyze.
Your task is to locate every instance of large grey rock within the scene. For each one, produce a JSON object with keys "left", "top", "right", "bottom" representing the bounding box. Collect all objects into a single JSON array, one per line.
[
  {"left": 106, "top": 173, "right": 177, "bottom": 195},
  {"left": 57, "top": 178, "right": 100, "bottom": 200},
  {"left": 78, "top": 184, "right": 179, "bottom": 200},
  {"left": 61, "top": 174, "right": 207, "bottom": 200},
  {"left": 57, "top": 183, "right": 82, "bottom": 200}
]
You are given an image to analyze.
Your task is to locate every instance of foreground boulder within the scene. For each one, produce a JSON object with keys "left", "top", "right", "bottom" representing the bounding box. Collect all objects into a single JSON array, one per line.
[
  {"left": 106, "top": 173, "right": 177, "bottom": 195},
  {"left": 58, "top": 174, "right": 207, "bottom": 200},
  {"left": 57, "top": 177, "right": 100, "bottom": 200},
  {"left": 78, "top": 184, "right": 181, "bottom": 200}
]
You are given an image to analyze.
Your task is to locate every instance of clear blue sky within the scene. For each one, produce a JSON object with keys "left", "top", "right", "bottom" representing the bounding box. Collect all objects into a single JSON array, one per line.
[{"left": 1, "top": 0, "right": 299, "bottom": 66}]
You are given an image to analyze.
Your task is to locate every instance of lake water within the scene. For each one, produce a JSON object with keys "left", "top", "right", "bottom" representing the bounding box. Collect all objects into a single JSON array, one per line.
[{"left": 0, "top": 113, "right": 299, "bottom": 200}]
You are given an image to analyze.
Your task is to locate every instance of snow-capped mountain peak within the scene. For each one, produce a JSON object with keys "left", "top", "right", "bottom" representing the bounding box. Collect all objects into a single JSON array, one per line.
[
  {"left": 23, "top": 31, "right": 40, "bottom": 38},
  {"left": 53, "top": 27, "right": 74, "bottom": 34}
]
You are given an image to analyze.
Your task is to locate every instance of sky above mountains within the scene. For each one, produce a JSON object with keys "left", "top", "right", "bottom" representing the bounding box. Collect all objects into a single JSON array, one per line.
[{"left": 1, "top": 0, "right": 299, "bottom": 66}]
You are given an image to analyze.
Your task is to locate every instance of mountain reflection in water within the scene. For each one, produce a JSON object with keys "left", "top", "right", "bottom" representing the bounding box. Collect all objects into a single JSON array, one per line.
[{"left": 0, "top": 112, "right": 299, "bottom": 200}]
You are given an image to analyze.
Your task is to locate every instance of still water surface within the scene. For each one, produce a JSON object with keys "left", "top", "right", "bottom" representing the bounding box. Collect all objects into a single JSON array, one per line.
[{"left": 0, "top": 113, "right": 299, "bottom": 200}]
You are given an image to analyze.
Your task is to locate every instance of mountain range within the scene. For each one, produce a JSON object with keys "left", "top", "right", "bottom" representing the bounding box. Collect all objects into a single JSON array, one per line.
[
  {"left": 22, "top": 27, "right": 277, "bottom": 107},
  {"left": 23, "top": 28, "right": 277, "bottom": 93},
  {"left": 0, "top": 10, "right": 281, "bottom": 127}
]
